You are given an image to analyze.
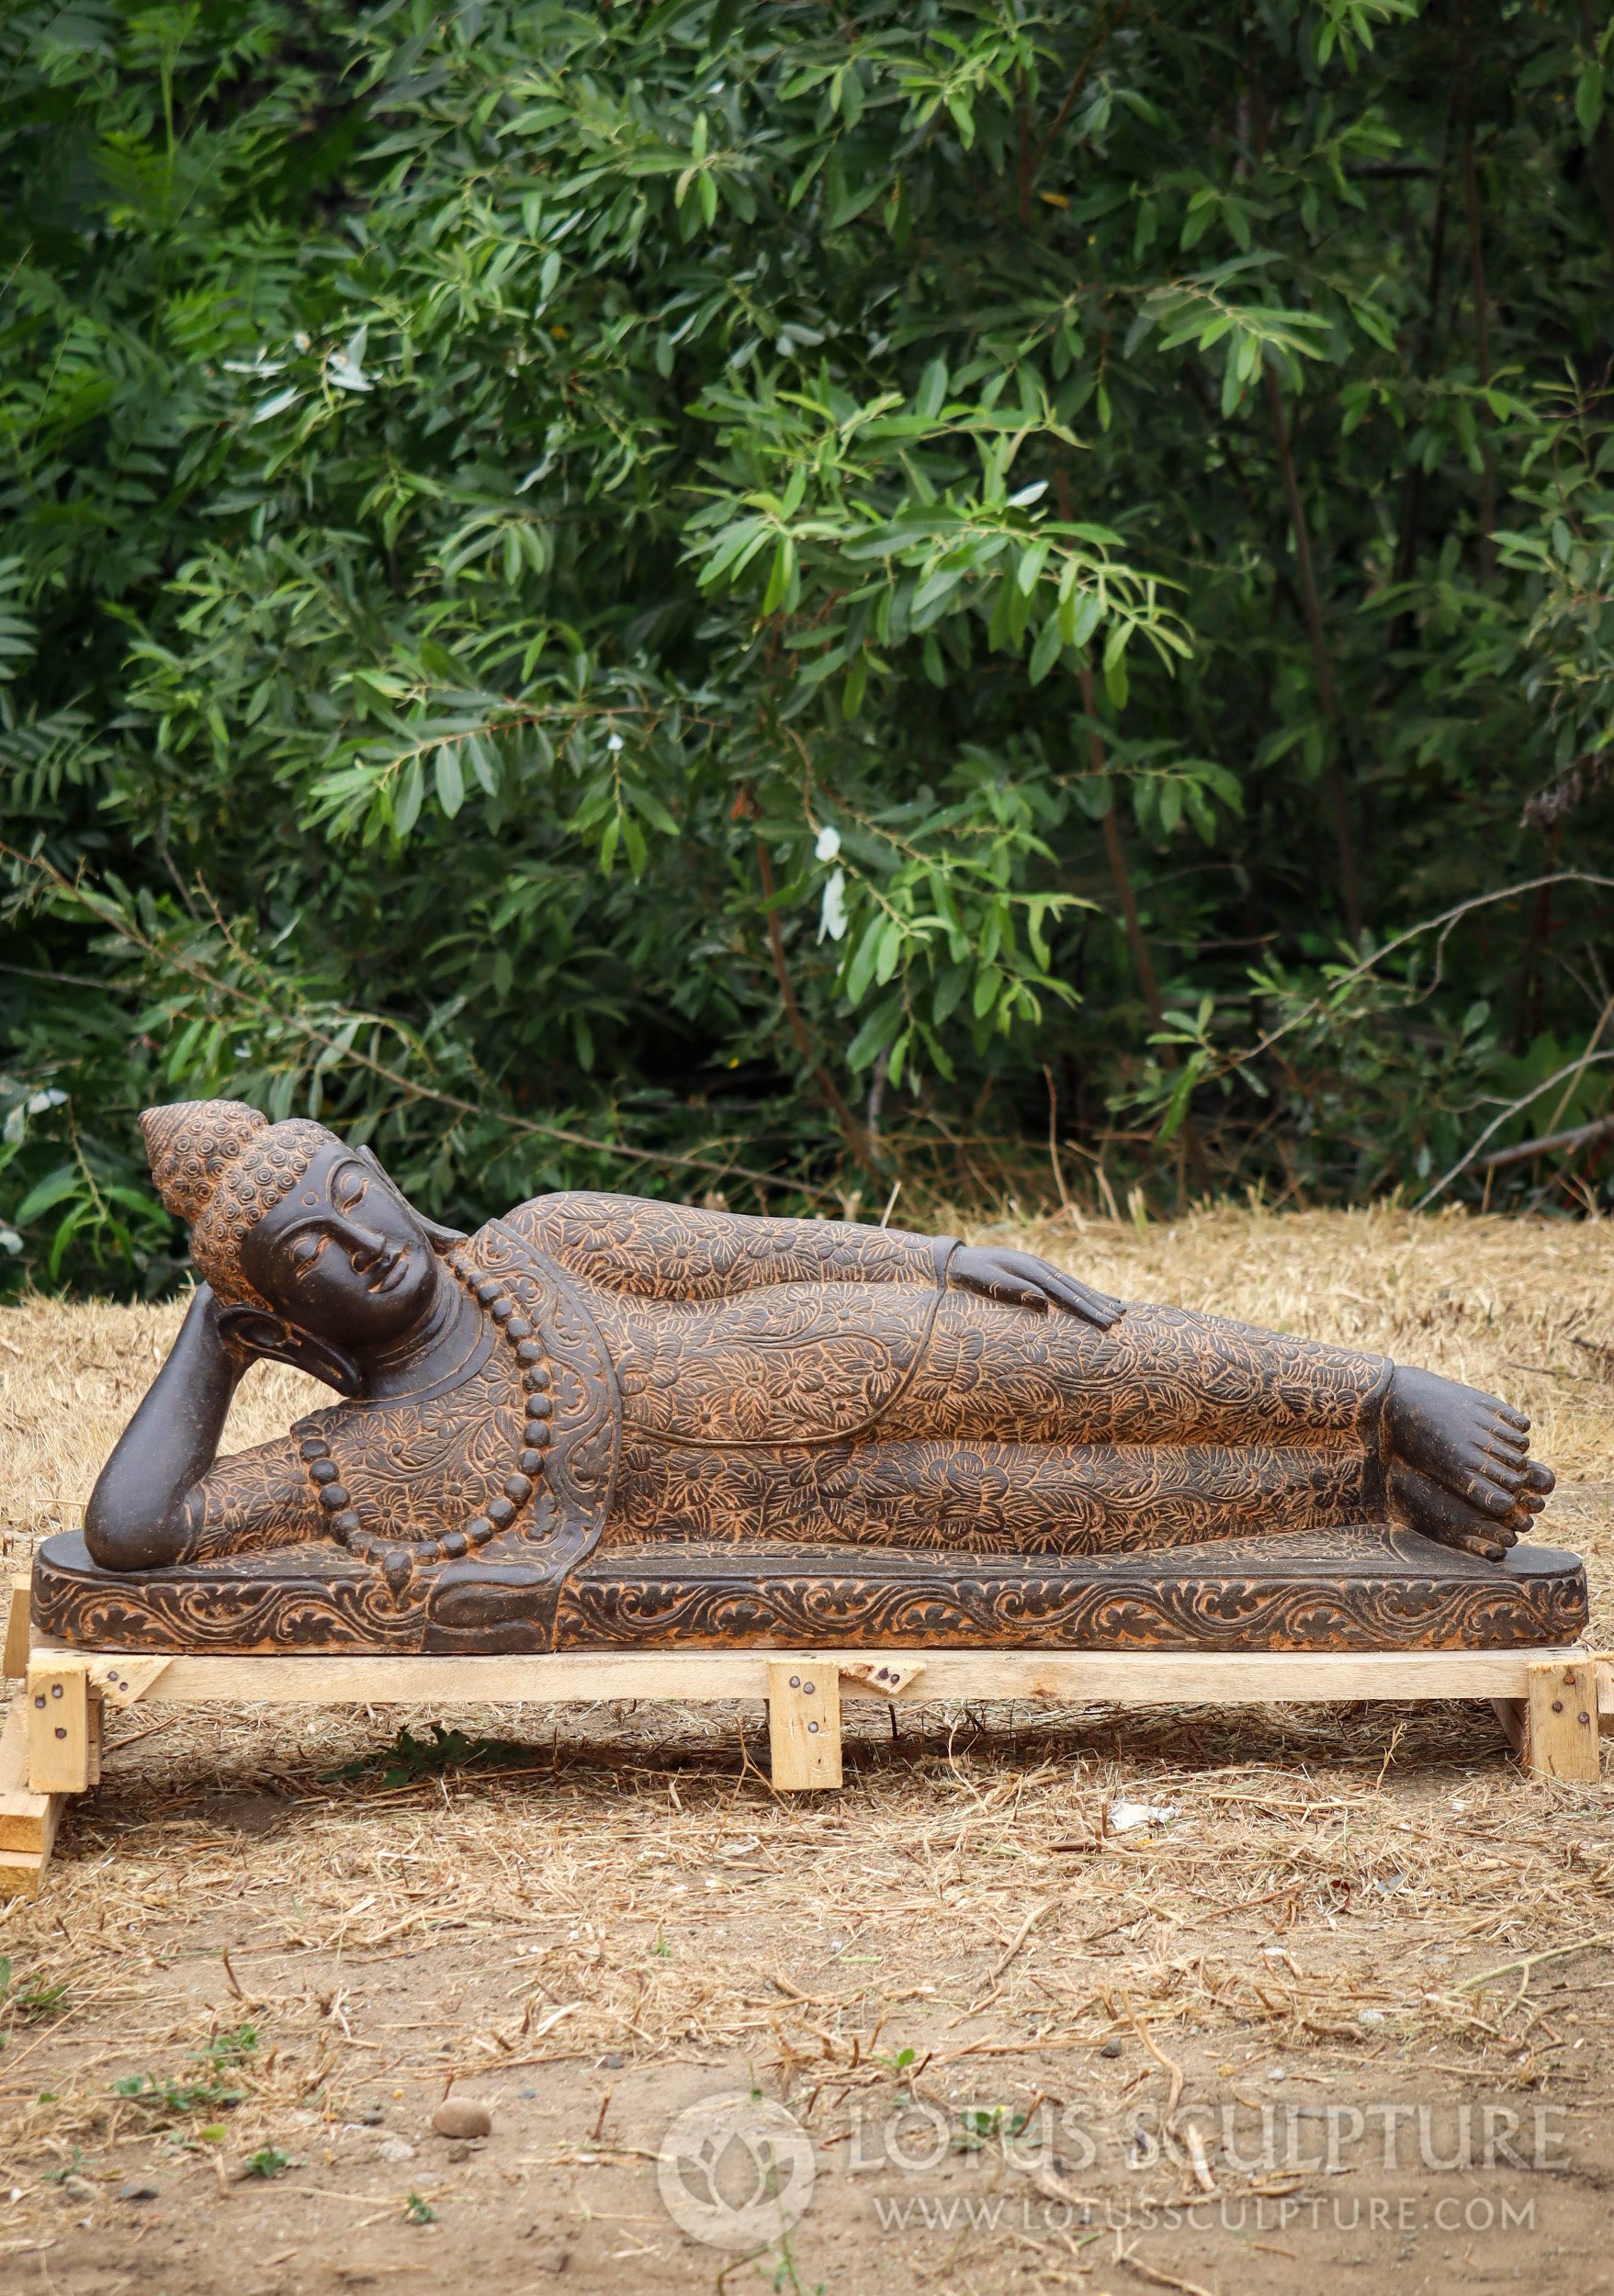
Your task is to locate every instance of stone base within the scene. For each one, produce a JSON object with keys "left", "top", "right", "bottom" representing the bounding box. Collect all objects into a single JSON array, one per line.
[{"left": 28, "top": 1524, "right": 1588, "bottom": 1657}]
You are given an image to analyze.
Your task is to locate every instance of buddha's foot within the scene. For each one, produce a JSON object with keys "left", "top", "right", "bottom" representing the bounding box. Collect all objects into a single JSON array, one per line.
[
  {"left": 1384, "top": 1363, "right": 1554, "bottom": 1561},
  {"left": 428, "top": 1558, "right": 553, "bottom": 1628}
]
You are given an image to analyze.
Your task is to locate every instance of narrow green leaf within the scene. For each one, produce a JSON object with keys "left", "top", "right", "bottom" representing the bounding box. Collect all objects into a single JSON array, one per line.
[
  {"left": 394, "top": 756, "right": 425, "bottom": 838},
  {"left": 435, "top": 745, "right": 465, "bottom": 818},
  {"left": 1029, "top": 614, "right": 1064, "bottom": 685}
]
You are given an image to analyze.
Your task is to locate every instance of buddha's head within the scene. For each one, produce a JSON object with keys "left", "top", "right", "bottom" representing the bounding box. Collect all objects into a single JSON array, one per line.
[{"left": 141, "top": 1100, "right": 450, "bottom": 1387}]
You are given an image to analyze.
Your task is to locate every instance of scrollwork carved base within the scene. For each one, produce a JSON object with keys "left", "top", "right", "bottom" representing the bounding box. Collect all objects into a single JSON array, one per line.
[{"left": 30, "top": 1524, "right": 1587, "bottom": 1657}]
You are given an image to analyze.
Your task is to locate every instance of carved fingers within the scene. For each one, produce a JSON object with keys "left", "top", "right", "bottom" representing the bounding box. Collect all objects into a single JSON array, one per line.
[{"left": 947, "top": 1246, "right": 1125, "bottom": 1328}]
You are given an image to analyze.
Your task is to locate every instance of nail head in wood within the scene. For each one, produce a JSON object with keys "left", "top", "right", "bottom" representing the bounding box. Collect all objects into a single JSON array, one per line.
[
  {"left": 26, "top": 1661, "right": 92, "bottom": 1795},
  {"left": 840, "top": 1658, "right": 928, "bottom": 1701},
  {"left": 91, "top": 1657, "right": 172, "bottom": 1709},
  {"left": 766, "top": 1660, "right": 842, "bottom": 1791},
  {"left": 1525, "top": 1658, "right": 1601, "bottom": 1784}
]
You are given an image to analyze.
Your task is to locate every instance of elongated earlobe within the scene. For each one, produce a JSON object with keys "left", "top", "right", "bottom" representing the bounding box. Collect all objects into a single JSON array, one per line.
[{"left": 214, "top": 1306, "right": 365, "bottom": 1396}]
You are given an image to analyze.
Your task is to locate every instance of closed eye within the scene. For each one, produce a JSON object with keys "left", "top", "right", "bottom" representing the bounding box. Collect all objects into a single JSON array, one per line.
[
  {"left": 332, "top": 1164, "right": 368, "bottom": 1214},
  {"left": 290, "top": 1234, "right": 327, "bottom": 1272}
]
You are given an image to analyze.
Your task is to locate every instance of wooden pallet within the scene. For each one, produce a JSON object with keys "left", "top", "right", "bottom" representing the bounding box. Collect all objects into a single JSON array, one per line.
[{"left": 2, "top": 1571, "right": 1605, "bottom": 1899}]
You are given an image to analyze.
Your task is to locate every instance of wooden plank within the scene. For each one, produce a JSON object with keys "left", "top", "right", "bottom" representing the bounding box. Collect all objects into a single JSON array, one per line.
[
  {"left": 27, "top": 1658, "right": 92, "bottom": 1794},
  {"left": 1525, "top": 1658, "right": 1601, "bottom": 1783},
  {"left": 85, "top": 1655, "right": 173, "bottom": 1709},
  {"left": 1493, "top": 1696, "right": 1527, "bottom": 1760},
  {"left": 21, "top": 1642, "right": 1585, "bottom": 1708},
  {"left": 1597, "top": 1660, "right": 1614, "bottom": 1738},
  {"left": 3, "top": 1571, "right": 30, "bottom": 1683},
  {"left": 0, "top": 1695, "right": 62, "bottom": 1859},
  {"left": 767, "top": 1660, "right": 841, "bottom": 1790},
  {"left": 841, "top": 1659, "right": 927, "bottom": 1700}
]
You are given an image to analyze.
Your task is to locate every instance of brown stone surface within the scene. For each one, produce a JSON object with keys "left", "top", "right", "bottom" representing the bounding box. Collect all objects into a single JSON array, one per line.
[
  {"left": 73, "top": 1106, "right": 1571, "bottom": 1654},
  {"left": 31, "top": 1523, "right": 1587, "bottom": 1655}
]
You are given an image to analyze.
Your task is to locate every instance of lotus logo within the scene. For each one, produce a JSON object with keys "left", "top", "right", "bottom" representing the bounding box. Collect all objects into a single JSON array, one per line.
[{"left": 656, "top": 2091, "right": 817, "bottom": 2249}]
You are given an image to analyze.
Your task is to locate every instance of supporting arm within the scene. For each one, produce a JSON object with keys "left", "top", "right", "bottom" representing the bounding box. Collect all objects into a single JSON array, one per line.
[{"left": 84, "top": 1286, "right": 244, "bottom": 1570}]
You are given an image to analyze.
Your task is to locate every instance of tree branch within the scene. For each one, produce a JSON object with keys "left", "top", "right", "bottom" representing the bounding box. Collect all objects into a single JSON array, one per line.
[
  {"left": 2, "top": 842, "right": 823, "bottom": 1202},
  {"left": 1416, "top": 1050, "right": 1614, "bottom": 1207},
  {"left": 1031, "top": 4, "right": 1134, "bottom": 182},
  {"left": 1078, "top": 661, "right": 1164, "bottom": 1030},
  {"left": 753, "top": 838, "right": 879, "bottom": 1175},
  {"left": 1460, "top": 2, "right": 1496, "bottom": 578},
  {"left": 1475, "top": 1111, "right": 1614, "bottom": 1175},
  {"left": 1262, "top": 362, "right": 1363, "bottom": 940}
]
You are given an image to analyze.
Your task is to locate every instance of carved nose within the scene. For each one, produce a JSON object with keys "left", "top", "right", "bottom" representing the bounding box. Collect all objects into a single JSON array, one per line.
[{"left": 346, "top": 1222, "right": 389, "bottom": 1267}]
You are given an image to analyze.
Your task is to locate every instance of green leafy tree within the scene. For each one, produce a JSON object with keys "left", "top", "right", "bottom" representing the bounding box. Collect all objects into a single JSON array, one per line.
[{"left": 3, "top": 0, "right": 1613, "bottom": 1292}]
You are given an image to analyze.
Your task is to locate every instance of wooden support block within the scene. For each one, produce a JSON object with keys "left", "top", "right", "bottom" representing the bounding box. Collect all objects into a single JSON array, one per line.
[
  {"left": 86, "top": 1655, "right": 173, "bottom": 1709},
  {"left": 840, "top": 1659, "right": 927, "bottom": 1700},
  {"left": 85, "top": 1689, "right": 103, "bottom": 1788},
  {"left": 0, "top": 1848, "right": 51, "bottom": 1899},
  {"left": 26, "top": 1658, "right": 92, "bottom": 1794},
  {"left": 767, "top": 1660, "right": 842, "bottom": 1790},
  {"left": 0, "top": 1695, "right": 64, "bottom": 1898},
  {"left": 1493, "top": 1696, "right": 1526, "bottom": 1760},
  {"left": 1524, "top": 1658, "right": 1601, "bottom": 1783},
  {"left": 1597, "top": 1660, "right": 1614, "bottom": 1738},
  {"left": 3, "top": 1571, "right": 30, "bottom": 1683}
]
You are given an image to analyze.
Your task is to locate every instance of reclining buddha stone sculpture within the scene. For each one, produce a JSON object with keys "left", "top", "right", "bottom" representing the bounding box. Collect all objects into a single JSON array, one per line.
[{"left": 29, "top": 1100, "right": 1586, "bottom": 1655}]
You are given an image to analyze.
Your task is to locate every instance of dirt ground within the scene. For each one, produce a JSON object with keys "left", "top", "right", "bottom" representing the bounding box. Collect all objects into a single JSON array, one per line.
[{"left": 2, "top": 1201, "right": 1612, "bottom": 2296}]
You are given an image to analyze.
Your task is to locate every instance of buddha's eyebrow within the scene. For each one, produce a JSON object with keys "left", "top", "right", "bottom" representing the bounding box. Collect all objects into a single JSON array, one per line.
[{"left": 268, "top": 1211, "right": 349, "bottom": 1250}]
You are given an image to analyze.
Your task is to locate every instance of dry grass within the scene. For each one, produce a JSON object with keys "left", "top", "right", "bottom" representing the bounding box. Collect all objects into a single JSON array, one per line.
[{"left": 1, "top": 1203, "right": 1612, "bottom": 2293}]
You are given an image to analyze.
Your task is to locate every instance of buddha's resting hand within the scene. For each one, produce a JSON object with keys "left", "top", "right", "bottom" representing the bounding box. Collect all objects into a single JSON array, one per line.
[{"left": 946, "top": 1245, "right": 1124, "bottom": 1328}]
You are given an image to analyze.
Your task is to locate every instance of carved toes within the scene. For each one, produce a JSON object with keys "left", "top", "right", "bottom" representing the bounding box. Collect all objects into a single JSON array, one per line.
[{"left": 1390, "top": 1460, "right": 1512, "bottom": 1562}]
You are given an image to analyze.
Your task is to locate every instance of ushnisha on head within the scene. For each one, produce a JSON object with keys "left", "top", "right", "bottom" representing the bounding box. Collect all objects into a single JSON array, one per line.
[{"left": 141, "top": 1100, "right": 455, "bottom": 1389}]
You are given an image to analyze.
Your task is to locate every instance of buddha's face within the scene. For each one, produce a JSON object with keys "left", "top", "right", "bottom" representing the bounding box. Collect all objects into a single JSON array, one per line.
[{"left": 239, "top": 1140, "right": 439, "bottom": 1349}]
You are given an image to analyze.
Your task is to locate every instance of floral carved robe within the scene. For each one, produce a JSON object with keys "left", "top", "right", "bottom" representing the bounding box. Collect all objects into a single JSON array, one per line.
[{"left": 179, "top": 1195, "right": 1391, "bottom": 1597}]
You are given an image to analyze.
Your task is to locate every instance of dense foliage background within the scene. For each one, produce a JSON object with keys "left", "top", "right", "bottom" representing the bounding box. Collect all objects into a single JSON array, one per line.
[{"left": 3, "top": 0, "right": 1613, "bottom": 1294}]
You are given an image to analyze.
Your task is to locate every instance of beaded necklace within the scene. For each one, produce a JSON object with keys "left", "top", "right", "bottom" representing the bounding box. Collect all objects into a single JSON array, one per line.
[{"left": 295, "top": 1248, "right": 553, "bottom": 1593}]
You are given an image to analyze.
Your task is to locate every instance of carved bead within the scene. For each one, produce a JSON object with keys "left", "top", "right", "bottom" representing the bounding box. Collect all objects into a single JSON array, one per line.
[
  {"left": 525, "top": 1423, "right": 551, "bottom": 1450},
  {"left": 440, "top": 1528, "right": 468, "bottom": 1559},
  {"left": 515, "top": 1339, "right": 543, "bottom": 1365},
  {"left": 486, "top": 1496, "right": 515, "bottom": 1528},
  {"left": 319, "top": 1484, "right": 350, "bottom": 1511},
  {"left": 505, "top": 1315, "right": 532, "bottom": 1341},
  {"left": 381, "top": 1548, "right": 412, "bottom": 1592},
  {"left": 491, "top": 1299, "right": 514, "bottom": 1324},
  {"left": 518, "top": 1448, "right": 546, "bottom": 1475},
  {"left": 310, "top": 1458, "right": 340, "bottom": 1484},
  {"left": 525, "top": 1365, "right": 551, "bottom": 1390},
  {"left": 475, "top": 1279, "right": 501, "bottom": 1305},
  {"left": 465, "top": 1516, "right": 493, "bottom": 1543},
  {"left": 299, "top": 1437, "right": 331, "bottom": 1462},
  {"left": 504, "top": 1472, "right": 534, "bottom": 1504},
  {"left": 525, "top": 1392, "right": 552, "bottom": 1417},
  {"left": 332, "top": 1510, "right": 360, "bottom": 1539}
]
